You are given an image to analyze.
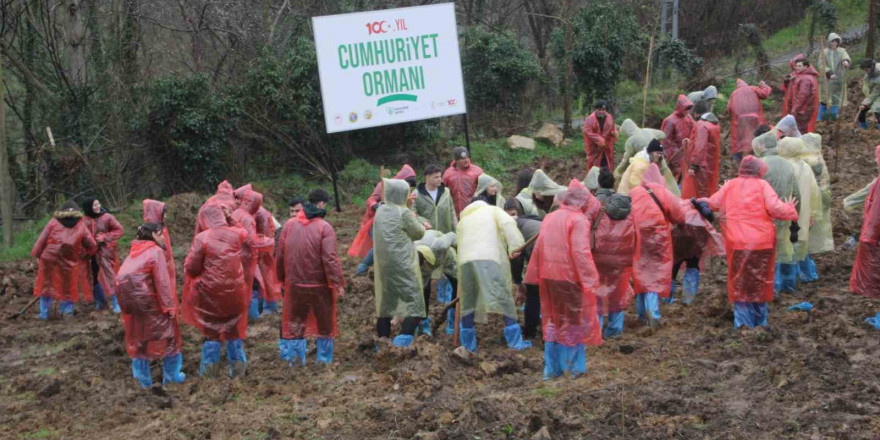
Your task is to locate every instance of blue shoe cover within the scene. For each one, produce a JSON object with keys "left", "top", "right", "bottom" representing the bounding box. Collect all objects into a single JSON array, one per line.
[
  {"left": 226, "top": 339, "right": 247, "bottom": 377},
  {"left": 39, "top": 297, "right": 52, "bottom": 320},
  {"left": 787, "top": 302, "right": 813, "bottom": 312},
  {"left": 316, "top": 338, "right": 334, "bottom": 364},
  {"left": 603, "top": 311, "right": 625, "bottom": 338},
  {"left": 866, "top": 311, "right": 880, "bottom": 330},
  {"left": 542, "top": 342, "right": 586, "bottom": 380},
  {"left": 445, "top": 308, "right": 455, "bottom": 335},
  {"left": 418, "top": 318, "right": 432, "bottom": 336},
  {"left": 199, "top": 341, "right": 222, "bottom": 376},
  {"left": 162, "top": 353, "right": 186, "bottom": 385},
  {"left": 93, "top": 283, "right": 107, "bottom": 309},
  {"left": 858, "top": 121, "right": 869, "bottom": 129},
  {"left": 437, "top": 277, "right": 452, "bottom": 303},
  {"left": 109, "top": 296, "right": 121, "bottom": 314},
  {"left": 817, "top": 104, "right": 826, "bottom": 121},
  {"left": 248, "top": 290, "right": 261, "bottom": 320},
  {"left": 636, "top": 293, "right": 661, "bottom": 321},
  {"left": 664, "top": 279, "right": 676, "bottom": 304},
  {"left": 279, "top": 339, "right": 306, "bottom": 365},
  {"left": 392, "top": 334, "right": 414, "bottom": 347},
  {"left": 830, "top": 106, "right": 839, "bottom": 118},
  {"left": 503, "top": 324, "right": 532, "bottom": 350},
  {"left": 132, "top": 358, "right": 152, "bottom": 388},
  {"left": 775, "top": 263, "right": 798, "bottom": 293},
  {"left": 733, "top": 302, "right": 769, "bottom": 329},
  {"left": 682, "top": 268, "right": 700, "bottom": 304},
  {"left": 262, "top": 301, "right": 278, "bottom": 315},
  {"left": 459, "top": 327, "right": 477, "bottom": 352},
  {"left": 59, "top": 301, "right": 75, "bottom": 316},
  {"left": 355, "top": 263, "right": 368, "bottom": 276},
  {"left": 798, "top": 256, "right": 818, "bottom": 283}
]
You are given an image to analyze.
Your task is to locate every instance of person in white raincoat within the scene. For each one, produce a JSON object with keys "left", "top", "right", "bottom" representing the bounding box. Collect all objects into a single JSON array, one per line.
[
  {"left": 778, "top": 137, "right": 822, "bottom": 291},
  {"left": 799, "top": 133, "right": 834, "bottom": 282}
]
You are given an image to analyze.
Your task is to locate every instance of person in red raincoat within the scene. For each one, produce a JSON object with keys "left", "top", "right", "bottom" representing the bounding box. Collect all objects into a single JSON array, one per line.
[
  {"left": 629, "top": 164, "right": 687, "bottom": 326},
  {"left": 590, "top": 169, "right": 637, "bottom": 338},
  {"left": 277, "top": 189, "right": 346, "bottom": 366},
  {"left": 582, "top": 100, "right": 619, "bottom": 171},
  {"left": 231, "top": 189, "right": 275, "bottom": 321},
  {"left": 782, "top": 53, "right": 802, "bottom": 116},
  {"left": 668, "top": 198, "right": 725, "bottom": 305},
  {"left": 443, "top": 146, "right": 484, "bottom": 217},
  {"left": 351, "top": 164, "right": 417, "bottom": 275},
  {"left": 80, "top": 197, "right": 124, "bottom": 313},
  {"left": 681, "top": 112, "right": 721, "bottom": 199},
  {"left": 660, "top": 95, "right": 696, "bottom": 179},
  {"left": 254, "top": 204, "right": 282, "bottom": 314},
  {"left": 850, "top": 144, "right": 880, "bottom": 300},
  {"left": 115, "top": 223, "right": 184, "bottom": 388},
  {"left": 789, "top": 57, "right": 820, "bottom": 134},
  {"left": 526, "top": 179, "right": 601, "bottom": 380},
  {"left": 195, "top": 180, "right": 235, "bottom": 236},
  {"left": 704, "top": 156, "right": 798, "bottom": 328},
  {"left": 727, "top": 79, "right": 772, "bottom": 163},
  {"left": 143, "top": 199, "right": 176, "bottom": 289},
  {"left": 32, "top": 200, "right": 97, "bottom": 319}
]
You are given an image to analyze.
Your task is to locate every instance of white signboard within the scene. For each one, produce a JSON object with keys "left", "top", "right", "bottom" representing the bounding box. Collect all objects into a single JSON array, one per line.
[{"left": 312, "top": 3, "right": 467, "bottom": 133}]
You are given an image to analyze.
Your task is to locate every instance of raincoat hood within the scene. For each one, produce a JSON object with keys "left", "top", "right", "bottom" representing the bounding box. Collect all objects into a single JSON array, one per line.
[
  {"left": 415, "top": 230, "right": 456, "bottom": 266},
  {"left": 801, "top": 133, "right": 822, "bottom": 155},
  {"left": 216, "top": 180, "right": 234, "bottom": 197},
  {"left": 789, "top": 53, "right": 806, "bottom": 70},
  {"left": 828, "top": 32, "right": 842, "bottom": 44},
  {"left": 234, "top": 184, "right": 253, "bottom": 201},
  {"left": 700, "top": 112, "right": 719, "bottom": 124},
  {"left": 779, "top": 137, "right": 807, "bottom": 158},
  {"left": 777, "top": 115, "right": 802, "bottom": 138},
  {"left": 674, "top": 94, "right": 694, "bottom": 116},
  {"left": 735, "top": 79, "right": 749, "bottom": 89},
  {"left": 383, "top": 178, "right": 411, "bottom": 207},
  {"left": 605, "top": 194, "right": 632, "bottom": 220},
  {"left": 702, "top": 85, "right": 718, "bottom": 100},
  {"left": 619, "top": 118, "right": 639, "bottom": 138},
  {"left": 239, "top": 190, "right": 263, "bottom": 215},
  {"left": 199, "top": 204, "right": 228, "bottom": 229},
  {"left": 738, "top": 155, "right": 768, "bottom": 177},
  {"left": 585, "top": 167, "right": 601, "bottom": 190},
  {"left": 752, "top": 130, "right": 779, "bottom": 157},
  {"left": 561, "top": 179, "right": 592, "bottom": 211},
  {"left": 476, "top": 174, "right": 502, "bottom": 197},
  {"left": 54, "top": 200, "right": 83, "bottom": 228},
  {"left": 528, "top": 169, "right": 565, "bottom": 197},
  {"left": 129, "top": 239, "right": 158, "bottom": 258},
  {"left": 393, "top": 164, "right": 416, "bottom": 181},
  {"left": 143, "top": 199, "right": 166, "bottom": 224},
  {"left": 642, "top": 164, "right": 665, "bottom": 186}
]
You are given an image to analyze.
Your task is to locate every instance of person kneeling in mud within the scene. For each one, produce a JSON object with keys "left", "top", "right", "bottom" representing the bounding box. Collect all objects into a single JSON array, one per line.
[{"left": 414, "top": 230, "right": 459, "bottom": 336}]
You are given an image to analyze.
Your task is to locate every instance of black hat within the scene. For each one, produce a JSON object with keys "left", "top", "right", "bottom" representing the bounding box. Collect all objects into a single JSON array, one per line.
[
  {"left": 594, "top": 99, "right": 608, "bottom": 109},
  {"left": 647, "top": 139, "right": 663, "bottom": 153},
  {"left": 453, "top": 146, "right": 469, "bottom": 159}
]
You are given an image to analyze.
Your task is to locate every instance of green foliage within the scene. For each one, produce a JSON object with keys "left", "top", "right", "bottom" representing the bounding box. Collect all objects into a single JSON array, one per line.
[
  {"left": 811, "top": 0, "right": 838, "bottom": 35},
  {"left": 555, "top": 0, "right": 641, "bottom": 109},
  {"left": 461, "top": 26, "right": 543, "bottom": 116},
  {"left": 140, "top": 75, "right": 241, "bottom": 191},
  {"left": 653, "top": 37, "right": 704, "bottom": 77},
  {"left": 613, "top": 80, "right": 677, "bottom": 128},
  {"left": 0, "top": 216, "right": 50, "bottom": 262}
]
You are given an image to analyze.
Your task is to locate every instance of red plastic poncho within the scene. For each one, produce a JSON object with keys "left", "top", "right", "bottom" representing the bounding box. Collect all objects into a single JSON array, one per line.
[
  {"left": 80, "top": 211, "right": 124, "bottom": 300},
  {"left": 661, "top": 95, "right": 696, "bottom": 179},
  {"left": 850, "top": 145, "right": 880, "bottom": 298},
  {"left": 277, "top": 210, "right": 346, "bottom": 339},
  {"left": 116, "top": 240, "right": 181, "bottom": 360},
  {"left": 791, "top": 65, "right": 820, "bottom": 134},
  {"left": 231, "top": 190, "right": 274, "bottom": 296},
  {"left": 591, "top": 193, "right": 638, "bottom": 315},
  {"left": 195, "top": 181, "right": 236, "bottom": 236},
  {"left": 630, "top": 164, "right": 687, "bottom": 297},
  {"left": 672, "top": 200, "right": 725, "bottom": 269},
  {"left": 254, "top": 207, "right": 282, "bottom": 302},
  {"left": 348, "top": 165, "right": 416, "bottom": 258},
  {"left": 707, "top": 156, "right": 799, "bottom": 303},
  {"left": 233, "top": 183, "right": 253, "bottom": 208},
  {"left": 182, "top": 205, "right": 249, "bottom": 341},
  {"left": 443, "top": 160, "right": 484, "bottom": 217},
  {"left": 681, "top": 117, "right": 721, "bottom": 199},
  {"left": 525, "top": 180, "right": 602, "bottom": 347},
  {"left": 728, "top": 79, "right": 772, "bottom": 155},
  {"left": 782, "top": 54, "right": 802, "bottom": 116},
  {"left": 32, "top": 214, "right": 97, "bottom": 301},
  {"left": 143, "top": 199, "right": 176, "bottom": 288},
  {"left": 582, "top": 111, "right": 618, "bottom": 172}
]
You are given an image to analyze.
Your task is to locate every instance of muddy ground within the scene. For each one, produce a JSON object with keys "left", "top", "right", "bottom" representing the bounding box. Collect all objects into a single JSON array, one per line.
[{"left": 2, "top": 83, "right": 880, "bottom": 439}]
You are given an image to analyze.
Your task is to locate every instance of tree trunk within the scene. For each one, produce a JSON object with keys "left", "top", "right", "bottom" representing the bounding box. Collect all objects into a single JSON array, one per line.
[
  {"left": 868, "top": 0, "right": 877, "bottom": 59},
  {"left": 67, "top": 0, "right": 85, "bottom": 89},
  {"left": 562, "top": 0, "right": 573, "bottom": 138},
  {"left": 0, "top": 61, "right": 14, "bottom": 248}
]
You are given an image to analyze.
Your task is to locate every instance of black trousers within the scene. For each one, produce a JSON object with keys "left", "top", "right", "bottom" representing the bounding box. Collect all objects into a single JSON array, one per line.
[
  {"left": 376, "top": 317, "right": 420, "bottom": 338},
  {"left": 523, "top": 283, "right": 540, "bottom": 338},
  {"left": 672, "top": 257, "right": 700, "bottom": 280},
  {"left": 421, "top": 276, "right": 459, "bottom": 319}
]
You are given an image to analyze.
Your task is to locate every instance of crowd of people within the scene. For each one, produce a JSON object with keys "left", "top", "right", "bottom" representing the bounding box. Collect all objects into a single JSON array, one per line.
[{"left": 28, "top": 34, "right": 880, "bottom": 386}]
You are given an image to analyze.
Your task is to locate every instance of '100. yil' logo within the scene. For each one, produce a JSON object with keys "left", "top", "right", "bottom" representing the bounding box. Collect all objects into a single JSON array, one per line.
[{"left": 366, "top": 19, "right": 408, "bottom": 35}]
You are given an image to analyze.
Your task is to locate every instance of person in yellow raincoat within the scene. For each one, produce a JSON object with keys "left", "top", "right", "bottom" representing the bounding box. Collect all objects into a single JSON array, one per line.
[
  {"left": 615, "top": 119, "right": 667, "bottom": 182},
  {"left": 778, "top": 137, "right": 822, "bottom": 291},
  {"left": 798, "top": 133, "right": 834, "bottom": 282},
  {"left": 617, "top": 139, "right": 681, "bottom": 197}
]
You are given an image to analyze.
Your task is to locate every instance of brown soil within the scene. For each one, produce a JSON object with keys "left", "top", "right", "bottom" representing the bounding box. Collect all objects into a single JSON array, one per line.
[{"left": 2, "top": 88, "right": 880, "bottom": 440}]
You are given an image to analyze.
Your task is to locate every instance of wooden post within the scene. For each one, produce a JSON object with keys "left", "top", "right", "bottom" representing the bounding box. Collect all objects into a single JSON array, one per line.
[
  {"left": 453, "top": 285, "right": 461, "bottom": 344},
  {"left": 562, "top": 0, "right": 573, "bottom": 138},
  {"left": 0, "top": 60, "right": 14, "bottom": 248},
  {"left": 868, "top": 0, "right": 877, "bottom": 59},
  {"left": 642, "top": 32, "right": 655, "bottom": 127}
]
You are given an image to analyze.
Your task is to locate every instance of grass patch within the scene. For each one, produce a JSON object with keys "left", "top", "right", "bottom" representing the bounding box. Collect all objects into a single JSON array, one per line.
[
  {"left": 0, "top": 216, "right": 50, "bottom": 262},
  {"left": 763, "top": 0, "right": 868, "bottom": 57},
  {"left": 535, "top": 387, "right": 557, "bottom": 398},
  {"left": 19, "top": 428, "right": 60, "bottom": 439}
]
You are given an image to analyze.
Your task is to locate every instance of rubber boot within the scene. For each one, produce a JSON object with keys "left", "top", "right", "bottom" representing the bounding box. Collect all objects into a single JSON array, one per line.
[
  {"left": 199, "top": 341, "right": 223, "bottom": 377},
  {"left": 109, "top": 296, "right": 121, "bottom": 314},
  {"left": 392, "top": 334, "right": 414, "bottom": 347},
  {"left": 603, "top": 311, "right": 625, "bottom": 338},
  {"left": 162, "top": 353, "right": 186, "bottom": 385},
  {"left": 279, "top": 338, "right": 306, "bottom": 366},
  {"left": 39, "top": 297, "right": 52, "bottom": 320},
  {"left": 503, "top": 323, "right": 532, "bottom": 350},
  {"left": 59, "top": 301, "right": 75, "bottom": 317},
  {"left": 418, "top": 317, "right": 432, "bottom": 336},
  {"left": 316, "top": 338, "right": 334, "bottom": 364},
  {"left": 636, "top": 292, "right": 661, "bottom": 325},
  {"left": 262, "top": 301, "right": 278, "bottom": 315},
  {"left": 93, "top": 283, "right": 107, "bottom": 310},
  {"left": 248, "top": 290, "right": 261, "bottom": 320},
  {"left": 226, "top": 340, "right": 247, "bottom": 378},
  {"left": 445, "top": 308, "right": 455, "bottom": 335},
  {"left": 542, "top": 342, "right": 564, "bottom": 380},
  {"left": 131, "top": 358, "right": 153, "bottom": 388},
  {"left": 682, "top": 268, "right": 700, "bottom": 305},
  {"left": 798, "top": 255, "right": 818, "bottom": 283},
  {"left": 459, "top": 327, "right": 477, "bottom": 352},
  {"left": 817, "top": 103, "right": 826, "bottom": 121}
]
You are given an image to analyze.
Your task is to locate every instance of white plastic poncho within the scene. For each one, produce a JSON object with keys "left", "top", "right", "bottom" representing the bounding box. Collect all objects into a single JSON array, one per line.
[
  {"left": 415, "top": 230, "right": 457, "bottom": 284},
  {"left": 584, "top": 166, "right": 601, "bottom": 191},
  {"left": 800, "top": 133, "right": 834, "bottom": 253},
  {"left": 373, "top": 178, "right": 427, "bottom": 318},
  {"left": 776, "top": 115, "right": 802, "bottom": 138},
  {"left": 615, "top": 125, "right": 668, "bottom": 182},
  {"left": 751, "top": 129, "right": 779, "bottom": 156},
  {"left": 844, "top": 178, "right": 877, "bottom": 212},
  {"left": 778, "top": 137, "right": 822, "bottom": 261},
  {"left": 476, "top": 173, "right": 505, "bottom": 208},
  {"left": 457, "top": 200, "right": 525, "bottom": 323},
  {"left": 617, "top": 150, "right": 681, "bottom": 197},
  {"left": 758, "top": 145, "right": 798, "bottom": 263}
]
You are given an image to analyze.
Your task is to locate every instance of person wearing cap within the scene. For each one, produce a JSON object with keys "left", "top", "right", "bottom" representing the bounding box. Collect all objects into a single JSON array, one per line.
[
  {"left": 582, "top": 100, "right": 619, "bottom": 172},
  {"left": 615, "top": 119, "right": 666, "bottom": 182},
  {"left": 443, "top": 147, "right": 484, "bottom": 217},
  {"left": 617, "top": 139, "right": 681, "bottom": 198},
  {"left": 660, "top": 95, "right": 696, "bottom": 179},
  {"left": 820, "top": 33, "right": 850, "bottom": 120},
  {"left": 858, "top": 59, "right": 880, "bottom": 130}
]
